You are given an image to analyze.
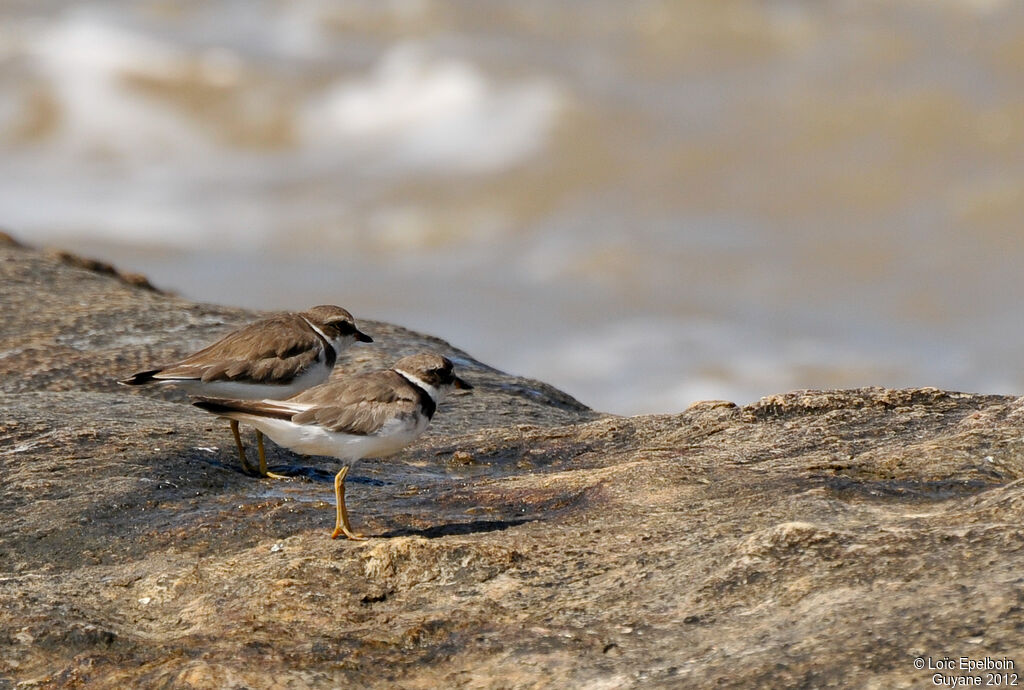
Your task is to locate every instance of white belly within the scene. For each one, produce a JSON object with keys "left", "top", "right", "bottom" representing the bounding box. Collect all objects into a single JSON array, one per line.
[
  {"left": 243, "top": 413, "right": 430, "bottom": 462},
  {"left": 163, "top": 363, "right": 330, "bottom": 400}
]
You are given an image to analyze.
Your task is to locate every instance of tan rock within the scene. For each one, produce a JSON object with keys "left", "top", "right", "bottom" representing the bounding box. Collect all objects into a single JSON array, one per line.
[{"left": 1, "top": 239, "right": 1023, "bottom": 687}]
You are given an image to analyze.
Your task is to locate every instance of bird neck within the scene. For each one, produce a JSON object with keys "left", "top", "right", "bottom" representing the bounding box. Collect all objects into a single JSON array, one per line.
[
  {"left": 394, "top": 369, "right": 441, "bottom": 418},
  {"left": 301, "top": 317, "right": 339, "bottom": 368}
]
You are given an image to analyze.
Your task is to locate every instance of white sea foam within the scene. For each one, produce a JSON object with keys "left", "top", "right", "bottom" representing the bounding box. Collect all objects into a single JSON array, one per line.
[
  {"left": 28, "top": 14, "right": 210, "bottom": 158},
  {"left": 10, "top": 17, "right": 560, "bottom": 248},
  {"left": 505, "top": 316, "right": 1008, "bottom": 415},
  {"left": 300, "top": 44, "right": 562, "bottom": 173},
  {"left": 3, "top": 3, "right": 1024, "bottom": 417},
  {"left": 507, "top": 317, "right": 749, "bottom": 413}
]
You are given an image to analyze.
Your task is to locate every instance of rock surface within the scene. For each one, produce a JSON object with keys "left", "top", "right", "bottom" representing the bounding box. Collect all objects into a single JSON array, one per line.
[{"left": 2, "top": 235, "right": 1024, "bottom": 688}]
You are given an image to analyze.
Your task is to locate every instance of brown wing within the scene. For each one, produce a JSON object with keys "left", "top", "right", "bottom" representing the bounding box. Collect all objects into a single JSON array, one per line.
[
  {"left": 289, "top": 371, "right": 423, "bottom": 436},
  {"left": 153, "top": 314, "right": 322, "bottom": 384}
]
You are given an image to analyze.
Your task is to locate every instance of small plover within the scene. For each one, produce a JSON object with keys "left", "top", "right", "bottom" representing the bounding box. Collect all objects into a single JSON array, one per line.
[
  {"left": 192, "top": 353, "right": 471, "bottom": 539},
  {"left": 120, "top": 305, "right": 372, "bottom": 476}
]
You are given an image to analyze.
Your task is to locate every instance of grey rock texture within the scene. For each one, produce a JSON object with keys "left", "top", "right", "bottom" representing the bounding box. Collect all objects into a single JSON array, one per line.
[{"left": 2, "top": 234, "right": 1023, "bottom": 688}]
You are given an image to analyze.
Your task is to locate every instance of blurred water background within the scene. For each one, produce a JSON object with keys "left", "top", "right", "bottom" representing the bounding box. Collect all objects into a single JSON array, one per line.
[{"left": 1, "top": 1, "right": 1023, "bottom": 414}]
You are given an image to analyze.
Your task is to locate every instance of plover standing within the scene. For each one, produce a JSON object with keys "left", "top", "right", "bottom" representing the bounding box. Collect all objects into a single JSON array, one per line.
[
  {"left": 120, "top": 305, "right": 372, "bottom": 477},
  {"left": 193, "top": 353, "right": 471, "bottom": 539}
]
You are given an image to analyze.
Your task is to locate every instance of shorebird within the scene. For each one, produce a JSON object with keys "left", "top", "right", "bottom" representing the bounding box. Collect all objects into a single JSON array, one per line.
[
  {"left": 120, "top": 305, "right": 372, "bottom": 477},
  {"left": 193, "top": 353, "right": 471, "bottom": 539}
]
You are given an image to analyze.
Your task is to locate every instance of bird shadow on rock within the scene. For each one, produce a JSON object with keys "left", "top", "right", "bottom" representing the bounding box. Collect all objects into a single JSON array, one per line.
[
  {"left": 258, "top": 465, "right": 390, "bottom": 487},
  {"left": 822, "top": 476, "right": 997, "bottom": 502},
  {"left": 377, "top": 518, "right": 534, "bottom": 539},
  {"left": 187, "top": 446, "right": 391, "bottom": 487}
]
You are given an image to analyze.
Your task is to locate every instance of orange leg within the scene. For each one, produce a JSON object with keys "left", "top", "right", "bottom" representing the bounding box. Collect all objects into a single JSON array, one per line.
[
  {"left": 229, "top": 420, "right": 255, "bottom": 475},
  {"left": 330, "top": 465, "right": 366, "bottom": 540},
  {"left": 256, "top": 430, "right": 289, "bottom": 480}
]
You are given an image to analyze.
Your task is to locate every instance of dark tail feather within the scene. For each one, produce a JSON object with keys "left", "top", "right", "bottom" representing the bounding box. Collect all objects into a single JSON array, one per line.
[
  {"left": 192, "top": 398, "right": 231, "bottom": 415},
  {"left": 192, "top": 397, "right": 294, "bottom": 420},
  {"left": 119, "top": 369, "right": 163, "bottom": 386}
]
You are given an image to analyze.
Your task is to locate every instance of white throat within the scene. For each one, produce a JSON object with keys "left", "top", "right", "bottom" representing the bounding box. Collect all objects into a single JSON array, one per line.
[{"left": 395, "top": 369, "right": 444, "bottom": 404}]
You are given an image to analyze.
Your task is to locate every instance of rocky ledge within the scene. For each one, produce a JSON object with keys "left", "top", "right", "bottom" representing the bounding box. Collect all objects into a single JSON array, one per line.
[{"left": 2, "top": 234, "right": 1024, "bottom": 688}]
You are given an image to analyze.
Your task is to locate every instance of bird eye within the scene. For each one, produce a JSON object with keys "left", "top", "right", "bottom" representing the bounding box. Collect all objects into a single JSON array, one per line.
[{"left": 332, "top": 321, "right": 355, "bottom": 335}]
